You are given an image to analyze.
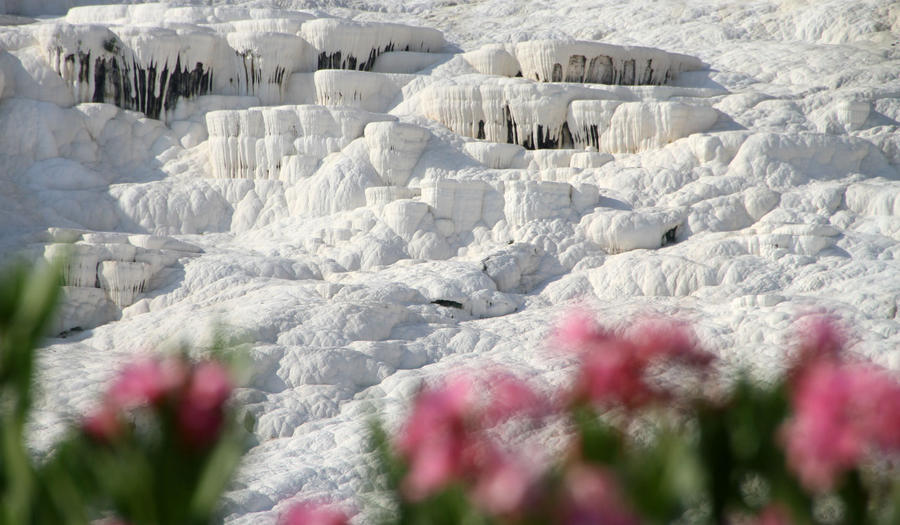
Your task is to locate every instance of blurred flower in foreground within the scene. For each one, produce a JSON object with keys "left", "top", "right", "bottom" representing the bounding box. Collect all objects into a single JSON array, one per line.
[
  {"left": 560, "top": 464, "right": 638, "bottom": 525},
  {"left": 564, "top": 315, "right": 712, "bottom": 409},
  {"left": 554, "top": 309, "right": 608, "bottom": 351},
  {"left": 177, "top": 360, "right": 232, "bottom": 448},
  {"left": 279, "top": 501, "right": 349, "bottom": 525},
  {"left": 396, "top": 375, "right": 473, "bottom": 500},
  {"left": 783, "top": 361, "right": 900, "bottom": 492},
  {"left": 753, "top": 505, "right": 794, "bottom": 525},
  {"left": 471, "top": 451, "right": 536, "bottom": 516},
  {"left": 395, "top": 372, "right": 546, "bottom": 513},
  {"left": 793, "top": 315, "right": 847, "bottom": 368},
  {"left": 82, "top": 355, "right": 233, "bottom": 449},
  {"left": 107, "top": 356, "right": 182, "bottom": 409},
  {"left": 781, "top": 316, "right": 900, "bottom": 491},
  {"left": 82, "top": 403, "right": 122, "bottom": 443}
]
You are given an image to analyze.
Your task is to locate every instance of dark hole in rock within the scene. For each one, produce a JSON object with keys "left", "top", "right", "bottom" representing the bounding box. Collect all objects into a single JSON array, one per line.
[
  {"left": 59, "top": 326, "right": 84, "bottom": 338},
  {"left": 662, "top": 226, "right": 678, "bottom": 246},
  {"left": 432, "top": 299, "right": 464, "bottom": 309}
]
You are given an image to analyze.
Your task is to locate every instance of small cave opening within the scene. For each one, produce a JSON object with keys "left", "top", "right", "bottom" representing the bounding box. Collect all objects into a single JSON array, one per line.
[{"left": 662, "top": 226, "right": 678, "bottom": 247}]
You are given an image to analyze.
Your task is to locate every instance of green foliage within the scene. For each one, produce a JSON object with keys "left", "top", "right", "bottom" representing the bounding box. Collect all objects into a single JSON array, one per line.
[
  {"left": 0, "top": 260, "right": 62, "bottom": 525},
  {"left": 0, "top": 261, "right": 249, "bottom": 525}
]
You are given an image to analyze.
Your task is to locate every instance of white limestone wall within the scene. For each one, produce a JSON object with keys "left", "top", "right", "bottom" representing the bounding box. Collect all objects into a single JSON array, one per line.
[
  {"left": 225, "top": 32, "right": 316, "bottom": 105},
  {"left": 502, "top": 180, "right": 573, "bottom": 226},
  {"left": 206, "top": 105, "right": 394, "bottom": 181},
  {"left": 42, "top": 232, "right": 200, "bottom": 332},
  {"left": 598, "top": 102, "right": 720, "bottom": 153},
  {"left": 300, "top": 18, "right": 445, "bottom": 71},
  {"left": 420, "top": 79, "right": 718, "bottom": 152},
  {"left": 462, "top": 45, "right": 520, "bottom": 77},
  {"left": 365, "top": 121, "right": 430, "bottom": 187},
  {"left": 514, "top": 39, "right": 704, "bottom": 85},
  {"left": 313, "top": 70, "right": 400, "bottom": 113}
]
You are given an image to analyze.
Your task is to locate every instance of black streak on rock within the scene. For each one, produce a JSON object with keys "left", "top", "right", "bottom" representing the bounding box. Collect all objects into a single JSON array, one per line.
[
  {"left": 551, "top": 63, "right": 563, "bottom": 82},
  {"left": 87, "top": 52, "right": 213, "bottom": 120},
  {"left": 432, "top": 299, "right": 464, "bottom": 309},
  {"left": 317, "top": 42, "right": 397, "bottom": 72}
]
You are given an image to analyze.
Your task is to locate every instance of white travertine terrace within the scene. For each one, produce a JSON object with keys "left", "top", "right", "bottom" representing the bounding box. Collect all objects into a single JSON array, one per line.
[
  {"left": 598, "top": 102, "right": 720, "bottom": 153},
  {"left": 4, "top": 1, "right": 900, "bottom": 523},
  {"left": 225, "top": 31, "right": 315, "bottom": 105},
  {"left": 462, "top": 142, "right": 527, "bottom": 169},
  {"left": 97, "top": 260, "right": 154, "bottom": 307},
  {"left": 462, "top": 45, "right": 520, "bottom": 77},
  {"left": 514, "top": 39, "right": 705, "bottom": 85},
  {"left": 313, "top": 69, "right": 400, "bottom": 112},
  {"left": 9, "top": 4, "right": 445, "bottom": 120},
  {"left": 582, "top": 207, "right": 687, "bottom": 253},
  {"left": 421, "top": 179, "right": 490, "bottom": 233},
  {"left": 365, "top": 121, "right": 430, "bottom": 186},
  {"left": 372, "top": 51, "right": 445, "bottom": 74},
  {"left": 299, "top": 18, "right": 446, "bottom": 71},
  {"left": 206, "top": 105, "right": 394, "bottom": 180},
  {"left": 418, "top": 78, "right": 719, "bottom": 151},
  {"left": 42, "top": 233, "right": 200, "bottom": 332}
]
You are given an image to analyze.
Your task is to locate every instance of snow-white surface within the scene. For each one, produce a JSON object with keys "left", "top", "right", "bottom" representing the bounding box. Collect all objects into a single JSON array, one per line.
[{"left": 2, "top": 0, "right": 900, "bottom": 522}]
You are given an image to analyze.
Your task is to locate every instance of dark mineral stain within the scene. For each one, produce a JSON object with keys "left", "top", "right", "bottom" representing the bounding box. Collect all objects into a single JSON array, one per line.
[
  {"left": 432, "top": 299, "right": 464, "bottom": 309},
  {"left": 86, "top": 51, "right": 213, "bottom": 119}
]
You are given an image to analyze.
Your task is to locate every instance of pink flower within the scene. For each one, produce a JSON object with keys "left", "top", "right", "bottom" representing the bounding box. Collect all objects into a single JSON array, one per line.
[
  {"left": 106, "top": 356, "right": 186, "bottom": 410},
  {"left": 397, "top": 375, "right": 472, "bottom": 454},
  {"left": 554, "top": 310, "right": 608, "bottom": 352},
  {"left": 782, "top": 362, "right": 900, "bottom": 491},
  {"left": 480, "top": 372, "right": 548, "bottom": 425},
  {"left": 397, "top": 373, "right": 551, "bottom": 503},
  {"left": 396, "top": 376, "right": 474, "bottom": 500},
  {"left": 793, "top": 315, "right": 846, "bottom": 367},
  {"left": 471, "top": 453, "right": 534, "bottom": 516},
  {"left": 575, "top": 339, "right": 654, "bottom": 408},
  {"left": 560, "top": 465, "right": 638, "bottom": 525},
  {"left": 279, "top": 501, "right": 349, "bottom": 525},
  {"left": 628, "top": 318, "right": 711, "bottom": 366},
  {"left": 176, "top": 361, "right": 232, "bottom": 449},
  {"left": 753, "top": 505, "right": 794, "bottom": 525},
  {"left": 177, "top": 402, "right": 225, "bottom": 449},
  {"left": 183, "top": 361, "right": 232, "bottom": 411},
  {"left": 852, "top": 369, "right": 900, "bottom": 450},
  {"left": 783, "top": 362, "right": 863, "bottom": 491},
  {"left": 82, "top": 403, "right": 122, "bottom": 443},
  {"left": 559, "top": 314, "right": 712, "bottom": 409}
]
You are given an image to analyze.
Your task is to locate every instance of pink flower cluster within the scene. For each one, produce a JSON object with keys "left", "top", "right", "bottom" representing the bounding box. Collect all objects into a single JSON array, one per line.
[
  {"left": 782, "top": 318, "right": 900, "bottom": 491},
  {"left": 558, "top": 465, "right": 638, "bottom": 525},
  {"left": 281, "top": 312, "right": 900, "bottom": 523},
  {"left": 83, "top": 355, "right": 233, "bottom": 449},
  {"left": 395, "top": 372, "right": 547, "bottom": 515},
  {"left": 279, "top": 501, "right": 349, "bottom": 525},
  {"left": 558, "top": 313, "right": 712, "bottom": 409},
  {"left": 394, "top": 368, "right": 645, "bottom": 522}
]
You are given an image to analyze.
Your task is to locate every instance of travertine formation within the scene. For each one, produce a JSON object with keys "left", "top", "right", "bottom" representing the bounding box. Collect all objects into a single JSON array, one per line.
[
  {"left": 12, "top": 5, "right": 445, "bottom": 120},
  {"left": 4, "top": 2, "right": 899, "bottom": 524},
  {"left": 42, "top": 231, "right": 200, "bottom": 332}
]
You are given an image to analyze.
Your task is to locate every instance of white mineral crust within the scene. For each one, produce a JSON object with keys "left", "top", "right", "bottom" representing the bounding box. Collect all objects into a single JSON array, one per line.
[{"left": 1, "top": 1, "right": 899, "bottom": 523}]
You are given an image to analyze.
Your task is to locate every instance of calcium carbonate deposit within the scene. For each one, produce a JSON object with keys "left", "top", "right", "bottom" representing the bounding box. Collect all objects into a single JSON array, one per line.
[{"left": 1, "top": 0, "right": 899, "bottom": 522}]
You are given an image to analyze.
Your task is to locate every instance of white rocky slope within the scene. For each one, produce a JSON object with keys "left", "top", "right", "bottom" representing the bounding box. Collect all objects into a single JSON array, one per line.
[{"left": 1, "top": 0, "right": 900, "bottom": 522}]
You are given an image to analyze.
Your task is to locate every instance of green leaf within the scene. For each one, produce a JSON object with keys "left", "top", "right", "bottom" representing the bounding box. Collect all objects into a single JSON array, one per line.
[{"left": 190, "top": 422, "right": 248, "bottom": 522}]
